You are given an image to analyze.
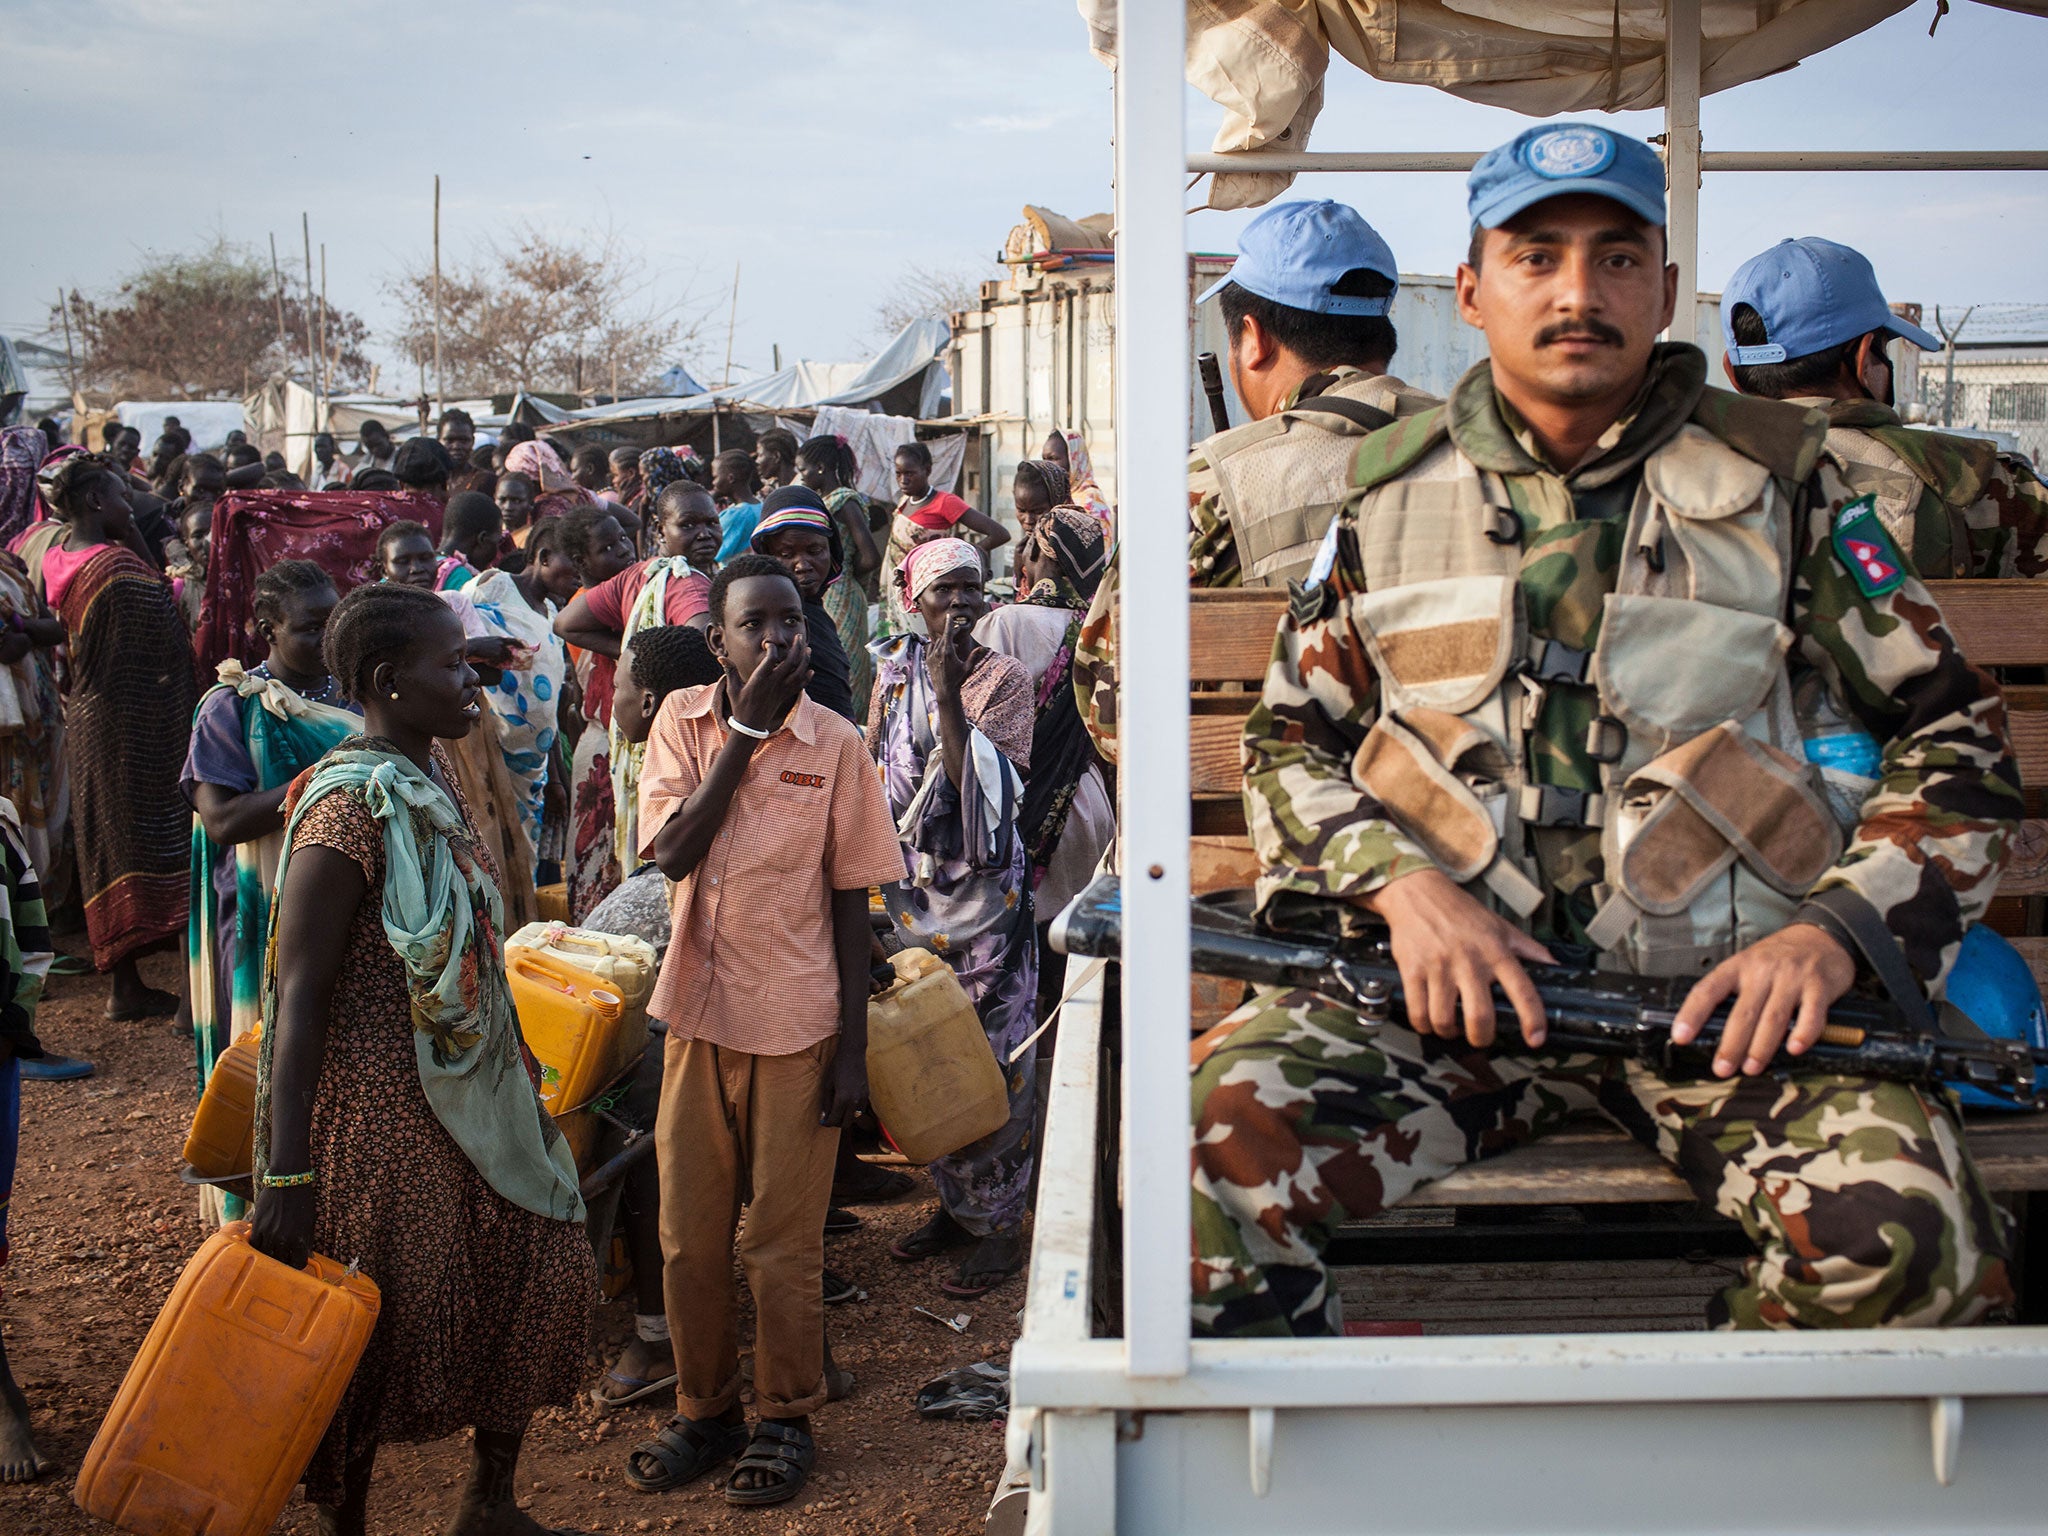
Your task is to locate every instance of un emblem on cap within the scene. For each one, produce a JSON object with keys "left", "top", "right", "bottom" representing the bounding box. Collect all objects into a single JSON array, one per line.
[{"left": 1524, "top": 126, "right": 1615, "bottom": 180}]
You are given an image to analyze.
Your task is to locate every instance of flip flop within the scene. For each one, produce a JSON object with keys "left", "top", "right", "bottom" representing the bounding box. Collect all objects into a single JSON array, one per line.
[
  {"left": 940, "top": 1234, "right": 1026, "bottom": 1299},
  {"left": 18, "top": 1054, "right": 94, "bottom": 1082},
  {"left": 889, "top": 1208, "right": 972, "bottom": 1263},
  {"left": 624, "top": 1415, "right": 748, "bottom": 1494},
  {"left": 723, "top": 1421, "right": 815, "bottom": 1508},
  {"left": 822, "top": 1268, "right": 861, "bottom": 1305},
  {"left": 47, "top": 955, "right": 95, "bottom": 977},
  {"left": 589, "top": 1366, "right": 678, "bottom": 1414},
  {"left": 824, "top": 1206, "right": 862, "bottom": 1235},
  {"left": 106, "top": 987, "right": 180, "bottom": 1022}
]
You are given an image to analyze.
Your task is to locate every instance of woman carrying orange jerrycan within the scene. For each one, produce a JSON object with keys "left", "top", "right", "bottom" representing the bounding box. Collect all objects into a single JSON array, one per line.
[{"left": 250, "top": 581, "right": 593, "bottom": 1536}]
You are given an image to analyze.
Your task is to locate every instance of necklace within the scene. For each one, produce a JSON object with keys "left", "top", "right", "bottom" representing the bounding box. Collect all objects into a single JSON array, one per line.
[{"left": 256, "top": 661, "right": 341, "bottom": 706}]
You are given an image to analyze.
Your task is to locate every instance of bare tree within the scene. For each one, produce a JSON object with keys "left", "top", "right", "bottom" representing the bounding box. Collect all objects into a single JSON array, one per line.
[
  {"left": 868, "top": 262, "right": 993, "bottom": 345},
  {"left": 388, "top": 227, "right": 705, "bottom": 396},
  {"left": 49, "top": 239, "right": 370, "bottom": 400}
]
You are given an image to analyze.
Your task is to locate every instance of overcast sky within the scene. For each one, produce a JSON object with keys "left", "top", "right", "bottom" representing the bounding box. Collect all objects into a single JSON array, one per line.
[{"left": 4, "top": 0, "right": 2044, "bottom": 387}]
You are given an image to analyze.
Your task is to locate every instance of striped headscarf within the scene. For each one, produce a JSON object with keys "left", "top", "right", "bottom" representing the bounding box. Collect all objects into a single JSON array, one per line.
[{"left": 752, "top": 485, "right": 843, "bottom": 574}]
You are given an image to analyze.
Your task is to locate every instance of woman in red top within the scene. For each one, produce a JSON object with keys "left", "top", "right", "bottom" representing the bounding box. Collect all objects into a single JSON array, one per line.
[{"left": 878, "top": 442, "right": 1009, "bottom": 640}]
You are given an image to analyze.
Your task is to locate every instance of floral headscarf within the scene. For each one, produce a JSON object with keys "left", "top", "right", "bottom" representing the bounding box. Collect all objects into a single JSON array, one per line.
[
  {"left": 1022, "top": 505, "right": 1107, "bottom": 609},
  {"left": 898, "top": 536, "right": 982, "bottom": 604},
  {"left": 638, "top": 447, "right": 693, "bottom": 506},
  {"left": 505, "top": 440, "right": 591, "bottom": 504}
]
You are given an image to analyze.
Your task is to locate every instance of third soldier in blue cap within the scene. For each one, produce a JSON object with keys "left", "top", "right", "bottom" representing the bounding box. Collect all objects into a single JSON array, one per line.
[
  {"left": 1187, "top": 121, "right": 2022, "bottom": 1342},
  {"left": 1187, "top": 198, "right": 1438, "bottom": 589},
  {"left": 1721, "top": 235, "right": 2048, "bottom": 578}
]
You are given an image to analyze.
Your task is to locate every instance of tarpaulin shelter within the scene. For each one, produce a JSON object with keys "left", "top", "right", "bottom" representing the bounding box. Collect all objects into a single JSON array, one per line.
[{"left": 542, "top": 316, "right": 956, "bottom": 461}]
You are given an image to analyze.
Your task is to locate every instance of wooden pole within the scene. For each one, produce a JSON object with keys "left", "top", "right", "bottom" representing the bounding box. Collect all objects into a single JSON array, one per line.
[
  {"left": 55, "top": 288, "right": 80, "bottom": 402},
  {"left": 721, "top": 262, "right": 741, "bottom": 387},
  {"left": 319, "top": 243, "right": 332, "bottom": 406},
  {"left": 301, "top": 214, "right": 319, "bottom": 409},
  {"left": 268, "top": 232, "right": 289, "bottom": 356},
  {"left": 432, "top": 174, "right": 444, "bottom": 416}
]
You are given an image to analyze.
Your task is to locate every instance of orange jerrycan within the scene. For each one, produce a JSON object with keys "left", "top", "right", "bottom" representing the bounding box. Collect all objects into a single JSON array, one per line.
[
  {"left": 509, "top": 949, "right": 630, "bottom": 1169},
  {"left": 866, "top": 948, "right": 1009, "bottom": 1162},
  {"left": 182, "top": 1032, "right": 261, "bottom": 1180},
  {"left": 75, "top": 1222, "right": 380, "bottom": 1536}
]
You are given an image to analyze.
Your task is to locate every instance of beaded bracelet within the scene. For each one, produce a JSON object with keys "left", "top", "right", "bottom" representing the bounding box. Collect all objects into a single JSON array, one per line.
[{"left": 260, "top": 1170, "right": 316, "bottom": 1188}]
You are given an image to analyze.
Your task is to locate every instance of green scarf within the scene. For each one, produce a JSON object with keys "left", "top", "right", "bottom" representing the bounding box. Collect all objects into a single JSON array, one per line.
[
  {"left": 187, "top": 662, "right": 361, "bottom": 1095},
  {"left": 256, "top": 742, "right": 584, "bottom": 1222}
]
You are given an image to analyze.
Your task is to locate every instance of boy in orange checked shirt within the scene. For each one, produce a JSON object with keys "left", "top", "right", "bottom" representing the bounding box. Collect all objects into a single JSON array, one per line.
[{"left": 621, "top": 553, "right": 905, "bottom": 1511}]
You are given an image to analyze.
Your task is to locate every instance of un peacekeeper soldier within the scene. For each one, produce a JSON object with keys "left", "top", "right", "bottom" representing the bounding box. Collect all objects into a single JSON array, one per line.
[
  {"left": 1073, "top": 201, "right": 1436, "bottom": 766},
  {"left": 1189, "top": 199, "right": 1438, "bottom": 589},
  {"left": 1190, "top": 122, "right": 2021, "bottom": 1338},
  {"left": 1722, "top": 235, "right": 2048, "bottom": 580}
]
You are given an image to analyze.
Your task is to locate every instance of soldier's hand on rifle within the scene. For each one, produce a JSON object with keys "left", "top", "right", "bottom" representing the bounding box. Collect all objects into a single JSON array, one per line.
[
  {"left": 1357, "top": 869, "right": 1555, "bottom": 1049},
  {"left": 1670, "top": 923, "right": 1857, "bottom": 1078}
]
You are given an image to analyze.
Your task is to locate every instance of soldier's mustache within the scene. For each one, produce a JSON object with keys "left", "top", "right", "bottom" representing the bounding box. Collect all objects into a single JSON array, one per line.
[{"left": 1535, "top": 320, "right": 1626, "bottom": 348}]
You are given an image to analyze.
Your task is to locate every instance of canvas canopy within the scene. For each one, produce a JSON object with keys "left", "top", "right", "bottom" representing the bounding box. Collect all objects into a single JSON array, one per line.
[{"left": 1081, "top": 0, "right": 2048, "bottom": 207}]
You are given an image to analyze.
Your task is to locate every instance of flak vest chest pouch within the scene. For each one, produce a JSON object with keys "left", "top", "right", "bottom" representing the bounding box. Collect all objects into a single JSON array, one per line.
[
  {"left": 1344, "top": 414, "right": 1838, "bottom": 978},
  {"left": 75, "top": 1223, "right": 381, "bottom": 1536}
]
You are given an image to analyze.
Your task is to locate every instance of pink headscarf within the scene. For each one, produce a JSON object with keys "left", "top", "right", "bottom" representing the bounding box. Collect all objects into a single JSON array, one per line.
[
  {"left": 898, "top": 536, "right": 982, "bottom": 603},
  {"left": 505, "top": 439, "right": 592, "bottom": 503}
]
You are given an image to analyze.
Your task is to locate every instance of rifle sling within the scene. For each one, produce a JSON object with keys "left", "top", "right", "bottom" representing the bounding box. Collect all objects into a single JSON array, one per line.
[{"left": 1795, "top": 887, "right": 1965, "bottom": 1039}]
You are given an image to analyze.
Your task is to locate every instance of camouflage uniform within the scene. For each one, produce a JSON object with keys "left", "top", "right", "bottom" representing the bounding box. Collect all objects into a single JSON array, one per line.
[
  {"left": 1193, "top": 346, "right": 2022, "bottom": 1337},
  {"left": 1798, "top": 397, "right": 2048, "bottom": 580}
]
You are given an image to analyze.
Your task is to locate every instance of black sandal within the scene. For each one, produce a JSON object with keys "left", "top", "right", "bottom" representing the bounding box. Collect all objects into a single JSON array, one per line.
[
  {"left": 822, "top": 1268, "right": 860, "bottom": 1305},
  {"left": 889, "top": 1207, "right": 971, "bottom": 1262},
  {"left": 723, "top": 1421, "right": 816, "bottom": 1507},
  {"left": 823, "top": 1206, "right": 862, "bottom": 1235},
  {"left": 623, "top": 1415, "right": 748, "bottom": 1494},
  {"left": 833, "top": 1159, "right": 916, "bottom": 1203}
]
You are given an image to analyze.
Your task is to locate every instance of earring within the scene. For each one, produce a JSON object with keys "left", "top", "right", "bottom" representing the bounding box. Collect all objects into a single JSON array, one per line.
[{"left": 389, "top": 692, "right": 400, "bottom": 701}]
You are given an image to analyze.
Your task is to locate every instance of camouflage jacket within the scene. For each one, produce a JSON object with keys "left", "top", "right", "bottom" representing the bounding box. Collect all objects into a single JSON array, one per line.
[
  {"left": 1189, "top": 367, "right": 1439, "bottom": 588},
  {"left": 1799, "top": 397, "right": 2048, "bottom": 580},
  {"left": 1244, "top": 347, "right": 2021, "bottom": 991}
]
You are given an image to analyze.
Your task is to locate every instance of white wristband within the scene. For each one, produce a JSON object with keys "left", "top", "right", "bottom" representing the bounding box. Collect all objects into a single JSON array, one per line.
[{"left": 726, "top": 715, "right": 771, "bottom": 740}]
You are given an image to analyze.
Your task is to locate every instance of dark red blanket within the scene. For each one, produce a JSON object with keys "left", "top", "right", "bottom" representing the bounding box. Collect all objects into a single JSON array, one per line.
[{"left": 194, "top": 489, "right": 445, "bottom": 672}]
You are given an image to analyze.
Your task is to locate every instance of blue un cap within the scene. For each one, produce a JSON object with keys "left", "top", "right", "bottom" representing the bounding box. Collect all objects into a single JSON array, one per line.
[
  {"left": 1720, "top": 237, "right": 1940, "bottom": 365},
  {"left": 1197, "top": 200, "right": 1399, "bottom": 316},
  {"left": 1467, "top": 123, "right": 1667, "bottom": 232}
]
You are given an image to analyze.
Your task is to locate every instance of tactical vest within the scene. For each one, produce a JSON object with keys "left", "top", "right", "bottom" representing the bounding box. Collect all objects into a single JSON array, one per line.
[
  {"left": 1334, "top": 394, "right": 1838, "bottom": 977},
  {"left": 1206, "top": 372, "right": 1436, "bottom": 589},
  {"left": 1808, "top": 407, "right": 1999, "bottom": 580}
]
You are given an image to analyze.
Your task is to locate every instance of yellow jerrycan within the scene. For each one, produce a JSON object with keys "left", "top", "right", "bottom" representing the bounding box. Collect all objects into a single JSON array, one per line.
[
  {"left": 182, "top": 1032, "right": 261, "bottom": 1180},
  {"left": 74, "top": 1222, "right": 380, "bottom": 1536},
  {"left": 505, "top": 921, "right": 657, "bottom": 1015},
  {"left": 865, "top": 948, "right": 1009, "bottom": 1163},
  {"left": 508, "top": 949, "right": 629, "bottom": 1168}
]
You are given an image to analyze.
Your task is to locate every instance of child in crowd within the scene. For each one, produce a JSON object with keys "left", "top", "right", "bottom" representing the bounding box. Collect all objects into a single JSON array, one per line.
[
  {"left": 749, "top": 488, "right": 860, "bottom": 722},
  {"left": 622, "top": 555, "right": 903, "bottom": 1508},
  {"left": 435, "top": 491, "right": 503, "bottom": 591}
]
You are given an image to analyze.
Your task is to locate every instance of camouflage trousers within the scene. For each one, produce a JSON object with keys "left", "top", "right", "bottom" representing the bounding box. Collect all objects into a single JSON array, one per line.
[{"left": 1190, "top": 987, "right": 2015, "bottom": 1337}]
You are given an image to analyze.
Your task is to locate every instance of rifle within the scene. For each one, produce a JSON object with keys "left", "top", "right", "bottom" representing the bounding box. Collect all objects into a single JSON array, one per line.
[
  {"left": 1050, "top": 877, "right": 2048, "bottom": 1110},
  {"left": 1197, "top": 352, "right": 1232, "bottom": 435}
]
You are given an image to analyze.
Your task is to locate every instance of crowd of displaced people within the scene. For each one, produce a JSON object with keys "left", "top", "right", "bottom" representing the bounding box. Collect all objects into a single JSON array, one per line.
[{"left": 0, "top": 403, "right": 1116, "bottom": 1519}]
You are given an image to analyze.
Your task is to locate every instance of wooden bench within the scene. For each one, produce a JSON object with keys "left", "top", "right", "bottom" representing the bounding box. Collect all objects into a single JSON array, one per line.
[{"left": 1185, "top": 582, "right": 2048, "bottom": 1210}]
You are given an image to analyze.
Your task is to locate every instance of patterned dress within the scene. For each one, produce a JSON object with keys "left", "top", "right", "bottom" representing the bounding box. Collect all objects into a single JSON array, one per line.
[
  {"left": 868, "top": 636, "right": 1040, "bottom": 1236},
  {"left": 288, "top": 755, "right": 594, "bottom": 1503}
]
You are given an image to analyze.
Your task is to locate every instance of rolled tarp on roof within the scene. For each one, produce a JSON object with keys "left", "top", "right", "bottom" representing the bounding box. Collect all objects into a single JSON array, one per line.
[{"left": 1080, "top": 0, "right": 2048, "bottom": 209}]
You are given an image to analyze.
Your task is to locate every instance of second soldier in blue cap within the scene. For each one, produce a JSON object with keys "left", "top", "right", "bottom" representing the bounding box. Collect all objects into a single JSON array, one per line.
[{"left": 1721, "top": 234, "right": 2048, "bottom": 579}]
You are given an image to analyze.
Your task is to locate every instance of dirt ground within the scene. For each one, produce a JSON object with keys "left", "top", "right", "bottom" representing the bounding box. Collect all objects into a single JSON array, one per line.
[{"left": 1, "top": 947, "right": 1020, "bottom": 1536}]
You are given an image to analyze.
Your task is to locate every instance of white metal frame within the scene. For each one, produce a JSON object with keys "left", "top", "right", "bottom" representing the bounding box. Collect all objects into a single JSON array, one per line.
[{"left": 1010, "top": 2, "right": 2048, "bottom": 1529}]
